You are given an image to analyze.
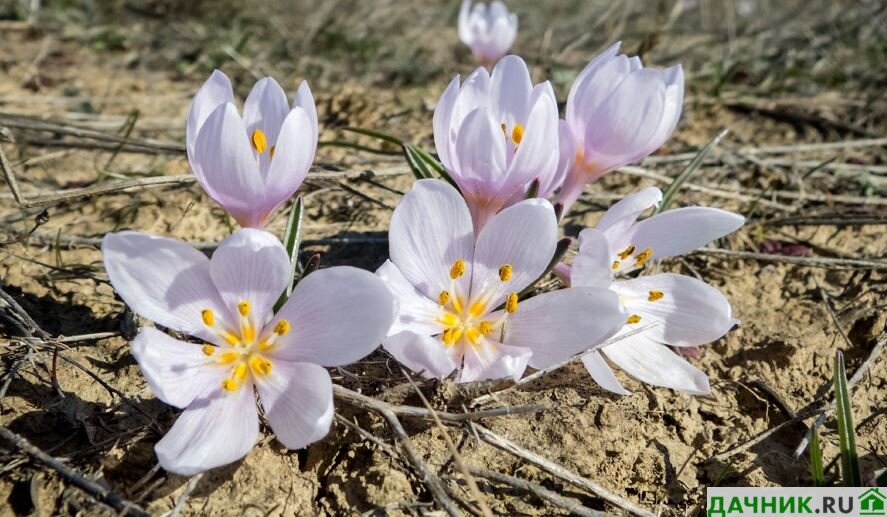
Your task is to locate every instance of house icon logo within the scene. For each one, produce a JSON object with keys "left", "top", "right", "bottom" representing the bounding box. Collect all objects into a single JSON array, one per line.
[{"left": 860, "top": 487, "right": 887, "bottom": 516}]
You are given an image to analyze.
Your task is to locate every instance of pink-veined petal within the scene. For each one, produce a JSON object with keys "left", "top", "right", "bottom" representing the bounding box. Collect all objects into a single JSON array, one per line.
[
  {"left": 155, "top": 383, "right": 259, "bottom": 475},
  {"left": 242, "top": 77, "right": 289, "bottom": 147},
  {"left": 269, "top": 266, "right": 393, "bottom": 366},
  {"left": 503, "top": 287, "right": 625, "bottom": 370},
  {"left": 602, "top": 334, "right": 711, "bottom": 395},
  {"left": 566, "top": 42, "right": 622, "bottom": 133},
  {"left": 450, "top": 67, "right": 491, "bottom": 135},
  {"left": 256, "top": 361, "right": 333, "bottom": 450},
  {"left": 596, "top": 187, "right": 662, "bottom": 239},
  {"left": 453, "top": 107, "right": 507, "bottom": 196},
  {"left": 490, "top": 55, "right": 532, "bottom": 126},
  {"left": 292, "top": 81, "right": 318, "bottom": 131},
  {"left": 506, "top": 82, "right": 559, "bottom": 194},
  {"left": 459, "top": 341, "right": 530, "bottom": 383},
  {"left": 581, "top": 350, "right": 630, "bottom": 396},
  {"left": 383, "top": 331, "right": 458, "bottom": 379},
  {"left": 102, "top": 231, "right": 226, "bottom": 342},
  {"left": 262, "top": 107, "right": 316, "bottom": 220},
  {"left": 186, "top": 70, "right": 234, "bottom": 157},
  {"left": 570, "top": 228, "right": 614, "bottom": 289},
  {"left": 433, "top": 76, "right": 461, "bottom": 170},
  {"left": 389, "top": 179, "right": 475, "bottom": 301},
  {"left": 621, "top": 207, "right": 745, "bottom": 259},
  {"left": 376, "top": 260, "right": 441, "bottom": 337}
]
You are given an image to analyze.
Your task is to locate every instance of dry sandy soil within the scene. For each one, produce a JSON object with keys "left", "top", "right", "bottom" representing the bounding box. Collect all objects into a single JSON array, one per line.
[{"left": 0, "top": 0, "right": 885, "bottom": 515}]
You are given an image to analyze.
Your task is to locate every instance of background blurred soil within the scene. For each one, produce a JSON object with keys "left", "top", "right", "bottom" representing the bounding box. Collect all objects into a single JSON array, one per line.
[{"left": 0, "top": 0, "right": 885, "bottom": 515}]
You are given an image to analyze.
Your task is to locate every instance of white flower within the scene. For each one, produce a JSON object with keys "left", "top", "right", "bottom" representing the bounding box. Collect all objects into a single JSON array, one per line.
[{"left": 458, "top": 0, "right": 518, "bottom": 67}]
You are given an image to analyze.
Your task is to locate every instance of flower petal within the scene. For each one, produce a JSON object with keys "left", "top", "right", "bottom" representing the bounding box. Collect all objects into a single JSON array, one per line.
[
  {"left": 453, "top": 107, "right": 507, "bottom": 196},
  {"left": 450, "top": 67, "right": 491, "bottom": 134},
  {"left": 262, "top": 107, "right": 316, "bottom": 220},
  {"left": 433, "top": 75, "right": 461, "bottom": 170},
  {"left": 602, "top": 334, "right": 711, "bottom": 395},
  {"left": 596, "top": 187, "right": 662, "bottom": 239},
  {"left": 209, "top": 229, "right": 290, "bottom": 327},
  {"left": 622, "top": 207, "right": 745, "bottom": 259},
  {"left": 389, "top": 179, "right": 475, "bottom": 301},
  {"left": 155, "top": 384, "right": 259, "bottom": 475},
  {"left": 581, "top": 350, "right": 630, "bottom": 395},
  {"left": 376, "top": 260, "right": 441, "bottom": 336},
  {"left": 131, "top": 328, "right": 227, "bottom": 409},
  {"left": 570, "top": 228, "right": 614, "bottom": 289},
  {"left": 255, "top": 361, "right": 333, "bottom": 450},
  {"left": 383, "top": 331, "right": 458, "bottom": 379},
  {"left": 460, "top": 341, "right": 531, "bottom": 383},
  {"left": 613, "top": 273, "right": 738, "bottom": 346},
  {"left": 503, "top": 287, "right": 625, "bottom": 370},
  {"left": 243, "top": 77, "right": 289, "bottom": 139},
  {"left": 102, "top": 231, "right": 225, "bottom": 341},
  {"left": 566, "top": 47, "right": 628, "bottom": 137},
  {"left": 472, "top": 198, "right": 557, "bottom": 309},
  {"left": 506, "top": 82, "right": 560, "bottom": 194},
  {"left": 270, "top": 266, "right": 394, "bottom": 366},
  {"left": 292, "top": 81, "right": 318, "bottom": 131},
  {"left": 186, "top": 70, "right": 234, "bottom": 156},
  {"left": 490, "top": 55, "right": 532, "bottom": 126}
]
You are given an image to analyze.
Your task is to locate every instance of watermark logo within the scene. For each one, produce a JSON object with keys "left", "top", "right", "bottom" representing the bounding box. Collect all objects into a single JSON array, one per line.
[
  {"left": 707, "top": 487, "right": 886, "bottom": 516},
  {"left": 859, "top": 488, "right": 886, "bottom": 517}
]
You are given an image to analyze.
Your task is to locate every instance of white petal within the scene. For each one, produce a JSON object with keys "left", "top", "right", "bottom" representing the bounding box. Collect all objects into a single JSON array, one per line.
[
  {"left": 471, "top": 199, "right": 557, "bottom": 309},
  {"left": 603, "top": 334, "right": 711, "bottom": 395},
  {"left": 460, "top": 341, "right": 531, "bottom": 383},
  {"left": 613, "top": 273, "right": 738, "bottom": 346},
  {"left": 209, "top": 229, "right": 290, "bottom": 327},
  {"left": 581, "top": 350, "right": 630, "bottom": 395},
  {"left": 433, "top": 76, "right": 462, "bottom": 170},
  {"left": 570, "top": 228, "right": 614, "bottom": 289},
  {"left": 102, "top": 231, "right": 226, "bottom": 341},
  {"left": 131, "top": 328, "right": 227, "bottom": 409},
  {"left": 270, "top": 266, "right": 394, "bottom": 366},
  {"left": 262, "top": 107, "right": 316, "bottom": 217},
  {"left": 503, "top": 287, "right": 625, "bottom": 370},
  {"left": 292, "top": 81, "right": 318, "bottom": 131},
  {"left": 383, "top": 331, "right": 458, "bottom": 379},
  {"left": 155, "top": 384, "right": 259, "bottom": 475},
  {"left": 458, "top": 0, "right": 473, "bottom": 45},
  {"left": 376, "top": 260, "right": 441, "bottom": 337},
  {"left": 256, "top": 361, "right": 333, "bottom": 450},
  {"left": 490, "top": 55, "right": 532, "bottom": 125},
  {"left": 186, "top": 70, "right": 234, "bottom": 156},
  {"left": 242, "top": 77, "right": 289, "bottom": 145},
  {"left": 506, "top": 83, "right": 560, "bottom": 194},
  {"left": 566, "top": 48, "right": 628, "bottom": 137},
  {"left": 453, "top": 107, "right": 507, "bottom": 196},
  {"left": 389, "top": 179, "right": 475, "bottom": 301},
  {"left": 623, "top": 207, "right": 745, "bottom": 260},
  {"left": 450, "top": 67, "right": 491, "bottom": 133},
  {"left": 596, "top": 187, "right": 662, "bottom": 239}
]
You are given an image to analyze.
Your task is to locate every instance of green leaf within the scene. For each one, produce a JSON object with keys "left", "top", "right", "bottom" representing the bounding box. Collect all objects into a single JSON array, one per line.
[
  {"left": 274, "top": 196, "right": 304, "bottom": 312},
  {"left": 655, "top": 129, "right": 728, "bottom": 214},
  {"left": 342, "top": 126, "right": 403, "bottom": 146},
  {"left": 408, "top": 144, "right": 459, "bottom": 188},
  {"left": 810, "top": 426, "right": 826, "bottom": 487},
  {"left": 834, "top": 351, "right": 861, "bottom": 486},
  {"left": 402, "top": 144, "right": 431, "bottom": 180}
]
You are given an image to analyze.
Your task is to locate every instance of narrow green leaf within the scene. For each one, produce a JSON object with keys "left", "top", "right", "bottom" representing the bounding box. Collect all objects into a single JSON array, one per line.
[
  {"left": 342, "top": 126, "right": 403, "bottom": 146},
  {"left": 402, "top": 144, "right": 431, "bottom": 180},
  {"left": 525, "top": 178, "right": 540, "bottom": 199},
  {"left": 810, "top": 426, "right": 825, "bottom": 487},
  {"left": 409, "top": 144, "right": 459, "bottom": 188},
  {"left": 318, "top": 139, "right": 402, "bottom": 156},
  {"left": 655, "top": 129, "right": 728, "bottom": 214},
  {"left": 834, "top": 350, "right": 861, "bottom": 486},
  {"left": 274, "top": 196, "right": 304, "bottom": 312}
]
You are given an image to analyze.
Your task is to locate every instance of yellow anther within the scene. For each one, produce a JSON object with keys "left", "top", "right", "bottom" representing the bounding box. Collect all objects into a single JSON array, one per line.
[
  {"left": 273, "top": 319, "right": 291, "bottom": 336},
  {"left": 511, "top": 123, "right": 524, "bottom": 145},
  {"left": 451, "top": 296, "right": 464, "bottom": 315},
  {"left": 469, "top": 301, "right": 486, "bottom": 318},
  {"left": 258, "top": 338, "right": 274, "bottom": 352},
  {"left": 465, "top": 327, "right": 482, "bottom": 345},
  {"left": 249, "top": 356, "right": 273, "bottom": 376},
  {"left": 505, "top": 293, "right": 519, "bottom": 314},
  {"left": 450, "top": 259, "right": 466, "bottom": 279},
  {"left": 201, "top": 309, "right": 215, "bottom": 327},
  {"left": 617, "top": 244, "right": 636, "bottom": 260},
  {"left": 201, "top": 344, "right": 215, "bottom": 356},
  {"left": 222, "top": 379, "right": 239, "bottom": 391},
  {"left": 218, "top": 351, "right": 239, "bottom": 364},
  {"left": 612, "top": 260, "right": 621, "bottom": 270},
  {"left": 241, "top": 322, "right": 255, "bottom": 344},
  {"left": 233, "top": 363, "right": 248, "bottom": 381},
  {"left": 648, "top": 290, "right": 664, "bottom": 302},
  {"left": 438, "top": 290, "right": 450, "bottom": 306},
  {"left": 221, "top": 331, "right": 241, "bottom": 347},
  {"left": 237, "top": 301, "right": 251, "bottom": 316},
  {"left": 439, "top": 312, "right": 460, "bottom": 327},
  {"left": 251, "top": 129, "right": 268, "bottom": 153},
  {"left": 269, "top": 145, "right": 276, "bottom": 159},
  {"left": 478, "top": 321, "right": 494, "bottom": 335},
  {"left": 635, "top": 248, "right": 654, "bottom": 267},
  {"left": 627, "top": 314, "right": 642, "bottom": 324},
  {"left": 442, "top": 327, "right": 463, "bottom": 345},
  {"left": 498, "top": 264, "right": 513, "bottom": 282}
]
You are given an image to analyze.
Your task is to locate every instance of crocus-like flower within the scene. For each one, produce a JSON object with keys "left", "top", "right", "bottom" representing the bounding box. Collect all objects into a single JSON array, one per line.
[
  {"left": 458, "top": 0, "right": 518, "bottom": 68},
  {"left": 377, "top": 179, "right": 625, "bottom": 383},
  {"left": 558, "top": 187, "right": 744, "bottom": 395},
  {"left": 556, "top": 43, "right": 684, "bottom": 215},
  {"left": 434, "top": 55, "right": 560, "bottom": 232},
  {"left": 186, "top": 70, "right": 318, "bottom": 228},
  {"left": 103, "top": 229, "right": 393, "bottom": 475}
]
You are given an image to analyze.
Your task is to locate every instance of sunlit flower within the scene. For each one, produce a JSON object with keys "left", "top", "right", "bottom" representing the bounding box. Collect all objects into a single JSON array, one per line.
[
  {"left": 556, "top": 43, "right": 684, "bottom": 215},
  {"left": 377, "top": 179, "right": 624, "bottom": 383},
  {"left": 458, "top": 0, "right": 518, "bottom": 68},
  {"left": 186, "top": 70, "right": 318, "bottom": 228},
  {"left": 434, "top": 56, "right": 560, "bottom": 232},
  {"left": 558, "top": 187, "right": 744, "bottom": 394},
  {"left": 103, "top": 229, "right": 393, "bottom": 475}
]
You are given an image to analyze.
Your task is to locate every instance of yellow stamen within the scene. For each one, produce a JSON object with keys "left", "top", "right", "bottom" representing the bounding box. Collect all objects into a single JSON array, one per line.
[
  {"left": 222, "top": 379, "right": 239, "bottom": 391},
  {"left": 251, "top": 129, "right": 268, "bottom": 153},
  {"left": 258, "top": 338, "right": 274, "bottom": 352},
  {"left": 218, "top": 351, "right": 239, "bottom": 364},
  {"left": 498, "top": 264, "right": 513, "bottom": 282},
  {"left": 237, "top": 301, "right": 251, "bottom": 316},
  {"left": 627, "top": 314, "right": 642, "bottom": 324},
  {"left": 450, "top": 259, "right": 466, "bottom": 279},
  {"left": 233, "top": 363, "right": 248, "bottom": 381},
  {"left": 478, "top": 321, "right": 494, "bottom": 335},
  {"left": 617, "top": 244, "right": 636, "bottom": 260},
  {"left": 505, "top": 293, "right": 519, "bottom": 314},
  {"left": 635, "top": 248, "right": 654, "bottom": 267},
  {"left": 273, "top": 319, "right": 291, "bottom": 336},
  {"left": 511, "top": 123, "right": 524, "bottom": 145},
  {"left": 465, "top": 327, "right": 482, "bottom": 345},
  {"left": 648, "top": 290, "right": 664, "bottom": 302},
  {"left": 469, "top": 301, "right": 486, "bottom": 318},
  {"left": 221, "top": 331, "right": 241, "bottom": 347},
  {"left": 241, "top": 322, "right": 255, "bottom": 344},
  {"left": 451, "top": 296, "right": 464, "bottom": 315},
  {"left": 269, "top": 145, "right": 276, "bottom": 159},
  {"left": 201, "top": 309, "right": 215, "bottom": 327},
  {"left": 438, "top": 290, "right": 450, "bottom": 306},
  {"left": 439, "top": 312, "right": 460, "bottom": 327},
  {"left": 249, "top": 356, "right": 273, "bottom": 376},
  {"left": 442, "top": 327, "right": 463, "bottom": 345},
  {"left": 612, "top": 260, "right": 621, "bottom": 270},
  {"left": 201, "top": 344, "right": 215, "bottom": 356}
]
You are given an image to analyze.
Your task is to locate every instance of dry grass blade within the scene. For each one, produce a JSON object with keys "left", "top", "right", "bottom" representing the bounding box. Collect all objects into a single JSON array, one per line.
[{"left": 468, "top": 466, "right": 605, "bottom": 517}]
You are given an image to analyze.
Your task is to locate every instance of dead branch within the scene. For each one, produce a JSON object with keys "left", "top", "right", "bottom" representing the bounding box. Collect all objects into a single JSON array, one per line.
[{"left": 468, "top": 466, "right": 605, "bottom": 517}]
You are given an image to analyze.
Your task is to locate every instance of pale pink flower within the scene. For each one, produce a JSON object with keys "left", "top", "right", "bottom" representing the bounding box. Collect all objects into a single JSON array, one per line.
[
  {"left": 558, "top": 187, "right": 744, "bottom": 394},
  {"left": 103, "top": 229, "right": 393, "bottom": 475},
  {"left": 434, "top": 56, "right": 560, "bottom": 232},
  {"left": 186, "top": 70, "right": 318, "bottom": 228},
  {"left": 458, "top": 0, "right": 518, "bottom": 68},
  {"left": 556, "top": 43, "right": 684, "bottom": 215},
  {"left": 377, "top": 179, "right": 625, "bottom": 383}
]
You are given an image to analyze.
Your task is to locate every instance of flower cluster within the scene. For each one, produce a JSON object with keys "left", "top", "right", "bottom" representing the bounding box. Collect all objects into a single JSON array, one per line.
[{"left": 100, "top": 0, "right": 743, "bottom": 476}]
